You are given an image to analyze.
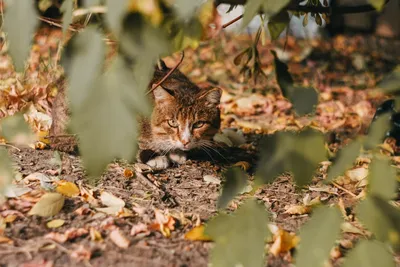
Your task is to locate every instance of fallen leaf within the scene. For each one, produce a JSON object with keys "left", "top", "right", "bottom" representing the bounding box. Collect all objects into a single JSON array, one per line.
[
  {"left": 109, "top": 229, "right": 130, "bottom": 249},
  {"left": 203, "top": 174, "right": 221, "bottom": 185},
  {"left": 123, "top": 168, "right": 134, "bottom": 178},
  {"left": 221, "top": 128, "right": 246, "bottom": 146},
  {"left": 56, "top": 181, "right": 80, "bottom": 197},
  {"left": 46, "top": 219, "right": 65, "bottom": 229},
  {"left": 28, "top": 193, "right": 65, "bottom": 217},
  {"left": 149, "top": 209, "right": 176, "bottom": 237},
  {"left": 100, "top": 192, "right": 125, "bottom": 208},
  {"left": 345, "top": 167, "right": 368, "bottom": 182},
  {"left": 130, "top": 223, "right": 151, "bottom": 236},
  {"left": 341, "top": 222, "right": 370, "bottom": 236},
  {"left": 4, "top": 184, "right": 32, "bottom": 198},
  {"left": 70, "top": 245, "right": 92, "bottom": 261},
  {"left": 284, "top": 205, "right": 312, "bottom": 215},
  {"left": 269, "top": 228, "right": 300, "bottom": 256},
  {"left": 0, "top": 236, "right": 13, "bottom": 244},
  {"left": 213, "top": 133, "right": 233, "bottom": 147},
  {"left": 185, "top": 225, "right": 213, "bottom": 241},
  {"left": 90, "top": 227, "right": 103, "bottom": 242},
  {"left": 45, "top": 228, "right": 89, "bottom": 243}
]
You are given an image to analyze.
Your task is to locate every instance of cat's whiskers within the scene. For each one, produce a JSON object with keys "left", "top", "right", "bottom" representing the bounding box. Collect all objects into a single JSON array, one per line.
[{"left": 197, "top": 140, "right": 228, "bottom": 162}]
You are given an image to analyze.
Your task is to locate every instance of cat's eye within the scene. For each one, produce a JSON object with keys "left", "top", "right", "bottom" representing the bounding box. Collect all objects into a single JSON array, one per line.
[
  {"left": 193, "top": 121, "right": 205, "bottom": 129},
  {"left": 167, "top": 119, "right": 179, "bottom": 128}
]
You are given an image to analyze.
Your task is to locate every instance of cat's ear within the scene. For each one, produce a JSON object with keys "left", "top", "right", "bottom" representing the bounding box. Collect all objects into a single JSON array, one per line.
[
  {"left": 156, "top": 59, "right": 169, "bottom": 71},
  {"left": 200, "top": 88, "right": 222, "bottom": 107},
  {"left": 153, "top": 86, "right": 174, "bottom": 104}
]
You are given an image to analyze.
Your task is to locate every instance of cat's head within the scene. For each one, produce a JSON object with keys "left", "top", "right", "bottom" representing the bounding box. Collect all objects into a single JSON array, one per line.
[{"left": 150, "top": 60, "right": 221, "bottom": 151}]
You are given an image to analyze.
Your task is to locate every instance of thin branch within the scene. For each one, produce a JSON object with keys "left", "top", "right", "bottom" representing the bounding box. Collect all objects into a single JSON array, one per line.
[
  {"left": 222, "top": 14, "right": 243, "bottom": 28},
  {"left": 215, "top": 0, "right": 390, "bottom": 14},
  {"left": 146, "top": 51, "right": 185, "bottom": 96}
]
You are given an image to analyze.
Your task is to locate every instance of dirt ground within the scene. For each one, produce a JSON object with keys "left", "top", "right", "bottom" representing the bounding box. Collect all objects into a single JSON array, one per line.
[{"left": 1, "top": 25, "right": 400, "bottom": 267}]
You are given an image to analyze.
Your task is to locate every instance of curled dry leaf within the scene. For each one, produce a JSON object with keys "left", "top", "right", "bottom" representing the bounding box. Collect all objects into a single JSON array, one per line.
[
  {"left": 45, "top": 228, "right": 89, "bottom": 243},
  {"left": 284, "top": 205, "right": 312, "bottom": 215},
  {"left": 184, "top": 225, "right": 213, "bottom": 241},
  {"left": 233, "top": 161, "right": 251, "bottom": 171},
  {"left": 70, "top": 245, "right": 92, "bottom": 262},
  {"left": 130, "top": 223, "right": 151, "bottom": 237},
  {"left": 123, "top": 168, "right": 134, "bottom": 178},
  {"left": 109, "top": 229, "right": 130, "bottom": 249},
  {"left": 149, "top": 209, "right": 176, "bottom": 237},
  {"left": 46, "top": 219, "right": 65, "bottom": 229},
  {"left": 56, "top": 180, "right": 80, "bottom": 197},
  {"left": 203, "top": 174, "right": 221, "bottom": 185},
  {"left": 100, "top": 192, "right": 125, "bottom": 208},
  {"left": 28, "top": 193, "right": 65, "bottom": 217},
  {"left": 269, "top": 228, "right": 300, "bottom": 256},
  {"left": 345, "top": 167, "right": 368, "bottom": 182},
  {"left": 90, "top": 227, "right": 103, "bottom": 242}
]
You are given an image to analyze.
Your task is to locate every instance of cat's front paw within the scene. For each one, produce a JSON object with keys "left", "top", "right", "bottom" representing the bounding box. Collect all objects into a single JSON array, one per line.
[
  {"left": 146, "top": 155, "right": 170, "bottom": 170},
  {"left": 169, "top": 151, "right": 187, "bottom": 165}
]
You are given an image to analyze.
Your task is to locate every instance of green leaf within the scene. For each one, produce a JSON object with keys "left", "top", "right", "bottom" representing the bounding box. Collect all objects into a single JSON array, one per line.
[
  {"left": 242, "top": 0, "right": 262, "bottom": 29},
  {"left": 61, "top": 0, "right": 74, "bottom": 38},
  {"left": 205, "top": 199, "right": 270, "bottom": 267},
  {"left": 0, "top": 147, "right": 14, "bottom": 197},
  {"left": 3, "top": 0, "right": 39, "bottom": 72},
  {"left": 342, "top": 240, "right": 395, "bottom": 267},
  {"left": 217, "top": 167, "right": 248, "bottom": 209},
  {"left": 268, "top": 11, "right": 290, "bottom": 40},
  {"left": 62, "top": 27, "right": 105, "bottom": 112},
  {"left": 105, "top": 0, "right": 129, "bottom": 36},
  {"left": 357, "top": 195, "right": 400, "bottom": 249},
  {"left": 256, "top": 129, "right": 326, "bottom": 187},
  {"left": 173, "top": 0, "right": 203, "bottom": 20},
  {"left": 377, "top": 65, "right": 400, "bottom": 93},
  {"left": 271, "top": 50, "right": 318, "bottom": 115},
  {"left": 364, "top": 113, "right": 391, "bottom": 149},
  {"left": 368, "top": 156, "right": 397, "bottom": 200},
  {"left": 368, "top": 0, "right": 386, "bottom": 11},
  {"left": 327, "top": 140, "right": 362, "bottom": 182},
  {"left": 295, "top": 206, "right": 343, "bottom": 267},
  {"left": 28, "top": 193, "right": 65, "bottom": 217},
  {"left": 0, "top": 113, "right": 35, "bottom": 145},
  {"left": 71, "top": 56, "right": 147, "bottom": 177}
]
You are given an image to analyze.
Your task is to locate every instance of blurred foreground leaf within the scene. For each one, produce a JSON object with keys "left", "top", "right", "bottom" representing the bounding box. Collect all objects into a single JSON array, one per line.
[
  {"left": 106, "top": 0, "right": 129, "bottom": 36},
  {"left": 0, "top": 148, "right": 14, "bottom": 198},
  {"left": 242, "top": 0, "right": 291, "bottom": 28},
  {"left": 368, "top": 156, "right": 397, "bottom": 200},
  {"left": 205, "top": 199, "right": 270, "bottom": 267},
  {"left": 271, "top": 51, "right": 318, "bottom": 115},
  {"left": 0, "top": 114, "right": 35, "bottom": 146},
  {"left": 326, "top": 140, "right": 362, "bottom": 181},
  {"left": 268, "top": 11, "right": 290, "bottom": 40},
  {"left": 357, "top": 195, "right": 400, "bottom": 250},
  {"left": 368, "top": 0, "right": 386, "bottom": 11},
  {"left": 364, "top": 113, "right": 391, "bottom": 149},
  {"left": 61, "top": 0, "right": 74, "bottom": 38},
  {"left": 217, "top": 167, "right": 248, "bottom": 209},
  {"left": 256, "top": 129, "right": 326, "bottom": 187},
  {"left": 295, "top": 206, "right": 343, "bottom": 267},
  {"left": 342, "top": 240, "right": 395, "bottom": 267},
  {"left": 3, "top": 0, "right": 39, "bottom": 72},
  {"left": 377, "top": 65, "right": 400, "bottom": 93}
]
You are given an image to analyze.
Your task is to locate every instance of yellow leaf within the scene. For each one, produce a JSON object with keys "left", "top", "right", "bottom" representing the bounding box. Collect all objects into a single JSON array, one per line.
[
  {"left": 233, "top": 161, "right": 251, "bottom": 171},
  {"left": 28, "top": 193, "right": 65, "bottom": 217},
  {"left": 284, "top": 205, "right": 312, "bottom": 215},
  {"left": 128, "top": 0, "right": 163, "bottom": 26},
  {"left": 37, "top": 130, "right": 50, "bottom": 144},
  {"left": 56, "top": 181, "right": 80, "bottom": 197},
  {"left": 123, "top": 168, "right": 134, "bottom": 178},
  {"left": 269, "top": 228, "right": 300, "bottom": 256},
  {"left": 90, "top": 227, "right": 103, "bottom": 242},
  {"left": 184, "top": 225, "right": 213, "bottom": 241},
  {"left": 46, "top": 219, "right": 65, "bottom": 229}
]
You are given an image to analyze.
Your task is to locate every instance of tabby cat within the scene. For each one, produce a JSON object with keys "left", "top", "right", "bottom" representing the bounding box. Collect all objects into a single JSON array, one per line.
[
  {"left": 138, "top": 60, "right": 222, "bottom": 169},
  {"left": 50, "top": 60, "right": 222, "bottom": 170}
]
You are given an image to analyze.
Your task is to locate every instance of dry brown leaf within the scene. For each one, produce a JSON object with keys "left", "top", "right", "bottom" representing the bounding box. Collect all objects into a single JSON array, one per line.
[
  {"left": 46, "top": 219, "right": 65, "bottom": 229},
  {"left": 123, "top": 168, "right": 134, "bottom": 178},
  {"left": 109, "top": 229, "right": 130, "bottom": 249},
  {"left": 184, "top": 225, "right": 212, "bottom": 241},
  {"left": 70, "top": 245, "right": 92, "bottom": 261},
  {"left": 44, "top": 228, "right": 88, "bottom": 243},
  {"left": 28, "top": 193, "right": 65, "bottom": 217},
  {"left": 284, "top": 205, "right": 312, "bottom": 215},
  {"left": 341, "top": 222, "right": 370, "bottom": 236},
  {"left": 100, "top": 192, "right": 125, "bottom": 208},
  {"left": 4, "top": 214, "right": 17, "bottom": 223},
  {"left": 89, "top": 227, "right": 103, "bottom": 242},
  {"left": 233, "top": 161, "right": 251, "bottom": 171},
  {"left": 149, "top": 209, "right": 176, "bottom": 237},
  {"left": 203, "top": 174, "right": 221, "bottom": 185},
  {"left": 56, "top": 181, "right": 80, "bottom": 197},
  {"left": 130, "top": 223, "right": 151, "bottom": 236}
]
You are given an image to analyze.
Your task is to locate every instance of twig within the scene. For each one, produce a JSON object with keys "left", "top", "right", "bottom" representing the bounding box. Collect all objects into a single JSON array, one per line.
[
  {"left": 135, "top": 171, "right": 162, "bottom": 193},
  {"left": 222, "top": 14, "right": 243, "bottom": 28},
  {"left": 38, "top": 16, "right": 80, "bottom": 32},
  {"left": 0, "top": 143, "right": 20, "bottom": 151},
  {"left": 332, "top": 182, "right": 357, "bottom": 197},
  {"left": 146, "top": 51, "right": 185, "bottom": 95}
]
